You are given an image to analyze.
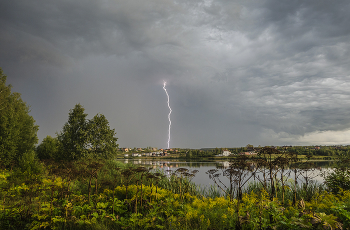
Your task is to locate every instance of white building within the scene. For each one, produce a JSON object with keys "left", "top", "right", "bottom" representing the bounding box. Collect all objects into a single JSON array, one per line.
[{"left": 216, "top": 150, "right": 231, "bottom": 157}]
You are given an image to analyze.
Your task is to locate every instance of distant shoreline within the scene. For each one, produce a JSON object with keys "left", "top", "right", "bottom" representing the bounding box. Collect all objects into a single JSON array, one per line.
[{"left": 115, "top": 154, "right": 337, "bottom": 162}]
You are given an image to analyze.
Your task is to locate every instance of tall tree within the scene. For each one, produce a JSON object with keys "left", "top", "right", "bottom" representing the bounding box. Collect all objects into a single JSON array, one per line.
[
  {"left": 0, "top": 68, "right": 39, "bottom": 167},
  {"left": 87, "top": 113, "right": 118, "bottom": 159},
  {"left": 57, "top": 104, "right": 118, "bottom": 160},
  {"left": 57, "top": 104, "right": 88, "bottom": 160}
]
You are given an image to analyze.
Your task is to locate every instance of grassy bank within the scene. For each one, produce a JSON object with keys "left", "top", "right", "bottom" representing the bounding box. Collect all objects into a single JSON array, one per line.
[{"left": 1, "top": 155, "right": 349, "bottom": 229}]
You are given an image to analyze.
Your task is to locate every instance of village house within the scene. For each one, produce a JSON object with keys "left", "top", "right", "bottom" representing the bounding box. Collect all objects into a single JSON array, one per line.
[
  {"left": 215, "top": 150, "right": 232, "bottom": 157},
  {"left": 239, "top": 152, "right": 257, "bottom": 155},
  {"left": 151, "top": 152, "right": 161, "bottom": 156}
]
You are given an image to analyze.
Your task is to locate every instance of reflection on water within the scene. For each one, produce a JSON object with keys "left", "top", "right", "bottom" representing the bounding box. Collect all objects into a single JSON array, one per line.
[
  {"left": 117, "top": 159, "right": 333, "bottom": 189},
  {"left": 121, "top": 158, "right": 334, "bottom": 169}
]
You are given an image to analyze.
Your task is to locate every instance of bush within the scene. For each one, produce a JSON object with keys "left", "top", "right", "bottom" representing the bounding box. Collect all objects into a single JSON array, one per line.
[
  {"left": 9, "top": 150, "right": 44, "bottom": 184},
  {"left": 324, "top": 168, "right": 350, "bottom": 194},
  {"left": 36, "top": 135, "right": 59, "bottom": 160},
  {"left": 19, "top": 150, "right": 43, "bottom": 174},
  {"left": 324, "top": 155, "right": 350, "bottom": 194}
]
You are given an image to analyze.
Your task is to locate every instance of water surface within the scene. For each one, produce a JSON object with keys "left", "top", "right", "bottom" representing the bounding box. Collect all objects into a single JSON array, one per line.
[{"left": 116, "top": 158, "right": 333, "bottom": 190}]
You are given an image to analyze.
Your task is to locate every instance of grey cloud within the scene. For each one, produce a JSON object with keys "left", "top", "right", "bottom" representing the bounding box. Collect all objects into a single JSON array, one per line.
[
  {"left": 1, "top": 0, "right": 350, "bottom": 147},
  {"left": 0, "top": 26, "right": 69, "bottom": 66},
  {"left": 0, "top": 0, "right": 183, "bottom": 59}
]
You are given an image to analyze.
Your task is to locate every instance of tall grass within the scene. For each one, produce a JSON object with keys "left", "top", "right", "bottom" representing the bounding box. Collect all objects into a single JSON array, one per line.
[
  {"left": 155, "top": 169, "right": 199, "bottom": 196},
  {"left": 194, "top": 180, "right": 326, "bottom": 204},
  {"left": 197, "top": 184, "right": 222, "bottom": 198},
  {"left": 242, "top": 180, "right": 326, "bottom": 202}
]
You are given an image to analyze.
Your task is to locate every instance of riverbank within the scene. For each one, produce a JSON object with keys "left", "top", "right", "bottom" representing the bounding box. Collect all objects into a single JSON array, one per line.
[{"left": 1, "top": 158, "right": 349, "bottom": 229}]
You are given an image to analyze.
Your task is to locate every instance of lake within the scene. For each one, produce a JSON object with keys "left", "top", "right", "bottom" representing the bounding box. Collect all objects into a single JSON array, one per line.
[{"left": 116, "top": 158, "right": 333, "bottom": 190}]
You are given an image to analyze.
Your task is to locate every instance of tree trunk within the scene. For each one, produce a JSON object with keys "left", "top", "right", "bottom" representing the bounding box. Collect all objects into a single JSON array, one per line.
[{"left": 88, "top": 175, "right": 93, "bottom": 203}]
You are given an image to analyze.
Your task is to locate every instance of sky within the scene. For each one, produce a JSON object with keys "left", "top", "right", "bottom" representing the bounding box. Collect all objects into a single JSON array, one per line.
[{"left": 1, "top": 0, "right": 350, "bottom": 149}]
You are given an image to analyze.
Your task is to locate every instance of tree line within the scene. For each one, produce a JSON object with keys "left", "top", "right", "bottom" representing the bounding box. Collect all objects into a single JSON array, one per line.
[
  {"left": 1, "top": 66, "right": 348, "bottom": 167},
  {"left": 0, "top": 68, "right": 118, "bottom": 168}
]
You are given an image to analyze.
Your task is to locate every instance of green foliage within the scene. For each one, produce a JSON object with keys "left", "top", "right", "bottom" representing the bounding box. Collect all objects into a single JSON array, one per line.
[
  {"left": 18, "top": 150, "right": 43, "bottom": 175},
  {"left": 57, "top": 104, "right": 89, "bottom": 160},
  {"left": 324, "top": 168, "right": 350, "bottom": 194},
  {"left": 180, "top": 149, "right": 216, "bottom": 158},
  {"left": 8, "top": 150, "right": 44, "bottom": 185},
  {"left": 87, "top": 114, "right": 118, "bottom": 159},
  {"left": 1, "top": 147, "right": 350, "bottom": 229},
  {"left": 0, "top": 68, "right": 39, "bottom": 167},
  {"left": 324, "top": 155, "right": 350, "bottom": 194},
  {"left": 36, "top": 135, "right": 60, "bottom": 160},
  {"left": 1, "top": 160, "right": 350, "bottom": 230},
  {"left": 57, "top": 104, "right": 118, "bottom": 160}
]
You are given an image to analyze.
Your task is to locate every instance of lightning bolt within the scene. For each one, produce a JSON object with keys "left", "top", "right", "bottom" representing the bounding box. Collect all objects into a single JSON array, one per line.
[{"left": 163, "top": 81, "right": 172, "bottom": 149}]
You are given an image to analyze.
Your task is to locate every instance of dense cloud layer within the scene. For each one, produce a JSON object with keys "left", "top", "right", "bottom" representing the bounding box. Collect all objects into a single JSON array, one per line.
[{"left": 1, "top": 0, "right": 350, "bottom": 148}]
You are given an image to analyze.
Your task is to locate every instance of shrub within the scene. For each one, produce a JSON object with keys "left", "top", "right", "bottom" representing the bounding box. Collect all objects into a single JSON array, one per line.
[
  {"left": 18, "top": 150, "right": 43, "bottom": 175},
  {"left": 36, "top": 135, "right": 59, "bottom": 160},
  {"left": 324, "top": 168, "right": 350, "bottom": 194},
  {"left": 9, "top": 150, "right": 44, "bottom": 184}
]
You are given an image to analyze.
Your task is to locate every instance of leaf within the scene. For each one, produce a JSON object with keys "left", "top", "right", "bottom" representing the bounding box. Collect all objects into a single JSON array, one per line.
[
  {"left": 92, "top": 212, "right": 99, "bottom": 218},
  {"left": 39, "top": 222, "right": 50, "bottom": 228},
  {"left": 97, "top": 202, "right": 108, "bottom": 209}
]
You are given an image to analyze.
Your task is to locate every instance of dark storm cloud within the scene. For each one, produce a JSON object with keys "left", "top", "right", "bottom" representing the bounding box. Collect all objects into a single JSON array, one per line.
[{"left": 1, "top": 0, "right": 350, "bottom": 147}]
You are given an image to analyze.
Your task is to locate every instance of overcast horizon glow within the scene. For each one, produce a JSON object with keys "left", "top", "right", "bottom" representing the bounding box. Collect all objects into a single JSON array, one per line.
[{"left": 1, "top": 1, "right": 350, "bottom": 148}]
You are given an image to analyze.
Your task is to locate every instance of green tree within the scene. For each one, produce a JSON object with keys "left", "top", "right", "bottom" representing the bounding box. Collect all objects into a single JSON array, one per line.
[
  {"left": 87, "top": 113, "right": 118, "bottom": 159},
  {"left": 57, "top": 104, "right": 88, "bottom": 160},
  {"left": 186, "top": 150, "right": 192, "bottom": 158},
  {"left": 36, "top": 135, "right": 59, "bottom": 160},
  {"left": 0, "top": 68, "right": 39, "bottom": 167},
  {"left": 57, "top": 104, "right": 118, "bottom": 160}
]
